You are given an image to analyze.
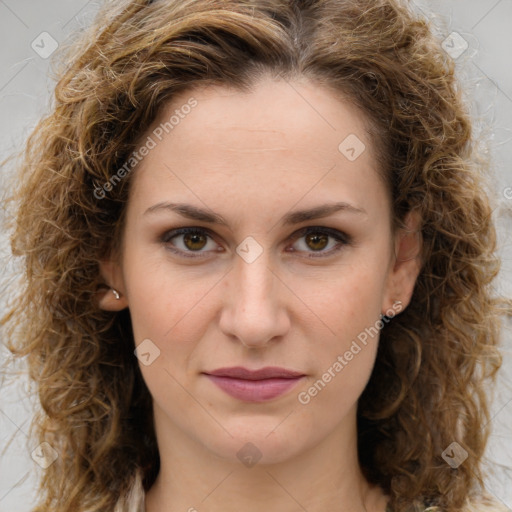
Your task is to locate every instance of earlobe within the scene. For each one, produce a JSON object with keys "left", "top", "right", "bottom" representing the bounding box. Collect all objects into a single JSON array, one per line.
[
  {"left": 382, "top": 210, "right": 423, "bottom": 315},
  {"left": 97, "top": 259, "right": 128, "bottom": 311},
  {"left": 96, "top": 286, "right": 128, "bottom": 311}
]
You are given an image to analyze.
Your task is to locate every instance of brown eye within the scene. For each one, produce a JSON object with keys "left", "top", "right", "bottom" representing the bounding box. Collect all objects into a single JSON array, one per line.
[
  {"left": 304, "top": 232, "right": 329, "bottom": 251},
  {"left": 161, "top": 226, "right": 351, "bottom": 260},
  {"left": 182, "top": 232, "right": 208, "bottom": 251},
  {"left": 288, "top": 226, "right": 351, "bottom": 258},
  {"left": 161, "top": 227, "right": 219, "bottom": 258}
]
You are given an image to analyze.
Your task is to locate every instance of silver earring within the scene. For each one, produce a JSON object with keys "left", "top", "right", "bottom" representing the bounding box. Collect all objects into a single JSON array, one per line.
[{"left": 112, "top": 288, "right": 121, "bottom": 300}]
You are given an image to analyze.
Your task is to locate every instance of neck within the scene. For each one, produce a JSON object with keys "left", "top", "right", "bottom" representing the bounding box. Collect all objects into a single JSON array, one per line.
[{"left": 144, "top": 403, "right": 389, "bottom": 512}]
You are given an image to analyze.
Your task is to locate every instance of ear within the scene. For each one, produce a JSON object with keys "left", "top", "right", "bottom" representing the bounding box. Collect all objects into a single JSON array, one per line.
[
  {"left": 96, "top": 258, "right": 128, "bottom": 311},
  {"left": 381, "top": 209, "right": 422, "bottom": 316}
]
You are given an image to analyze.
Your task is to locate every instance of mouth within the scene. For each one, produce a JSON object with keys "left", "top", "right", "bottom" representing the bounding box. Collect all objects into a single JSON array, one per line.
[{"left": 203, "top": 366, "right": 306, "bottom": 402}]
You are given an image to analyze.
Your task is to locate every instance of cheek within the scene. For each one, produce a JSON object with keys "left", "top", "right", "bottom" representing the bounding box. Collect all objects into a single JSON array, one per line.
[
  {"left": 296, "top": 259, "right": 387, "bottom": 337},
  {"left": 294, "top": 260, "right": 386, "bottom": 394},
  {"left": 121, "top": 241, "right": 211, "bottom": 341},
  {"left": 123, "top": 253, "right": 213, "bottom": 406},
  {"left": 297, "top": 297, "right": 382, "bottom": 418}
]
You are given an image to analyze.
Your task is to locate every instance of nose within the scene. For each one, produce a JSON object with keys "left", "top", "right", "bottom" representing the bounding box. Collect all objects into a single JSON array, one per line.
[{"left": 218, "top": 249, "right": 291, "bottom": 348}]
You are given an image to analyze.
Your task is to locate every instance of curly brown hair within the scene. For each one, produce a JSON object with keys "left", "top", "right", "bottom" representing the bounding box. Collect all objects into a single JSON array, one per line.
[{"left": 1, "top": 0, "right": 508, "bottom": 511}]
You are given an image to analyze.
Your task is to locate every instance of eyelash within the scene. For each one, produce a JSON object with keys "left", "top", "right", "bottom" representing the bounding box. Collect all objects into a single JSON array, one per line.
[{"left": 160, "top": 226, "right": 351, "bottom": 259}]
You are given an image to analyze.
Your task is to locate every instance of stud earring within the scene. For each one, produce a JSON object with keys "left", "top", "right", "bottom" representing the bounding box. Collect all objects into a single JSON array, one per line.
[{"left": 112, "top": 288, "right": 121, "bottom": 300}]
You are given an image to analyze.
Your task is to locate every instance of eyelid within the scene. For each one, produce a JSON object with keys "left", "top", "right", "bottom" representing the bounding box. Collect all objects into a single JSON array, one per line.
[
  {"left": 160, "top": 225, "right": 351, "bottom": 259},
  {"left": 290, "top": 226, "right": 350, "bottom": 244},
  {"left": 285, "top": 226, "right": 351, "bottom": 258}
]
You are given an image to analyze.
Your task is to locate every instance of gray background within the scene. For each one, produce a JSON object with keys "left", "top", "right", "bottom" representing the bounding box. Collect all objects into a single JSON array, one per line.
[{"left": 0, "top": 1, "right": 511, "bottom": 510}]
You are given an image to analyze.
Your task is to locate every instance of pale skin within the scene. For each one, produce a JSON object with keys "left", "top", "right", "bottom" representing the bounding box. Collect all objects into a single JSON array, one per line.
[{"left": 98, "top": 75, "right": 422, "bottom": 512}]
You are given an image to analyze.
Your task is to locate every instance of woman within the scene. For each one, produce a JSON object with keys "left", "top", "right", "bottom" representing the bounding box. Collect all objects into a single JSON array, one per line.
[{"left": 1, "top": 0, "right": 508, "bottom": 511}]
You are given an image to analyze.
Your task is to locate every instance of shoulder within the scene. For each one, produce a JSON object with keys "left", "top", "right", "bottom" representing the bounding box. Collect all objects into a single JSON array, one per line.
[
  {"left": 387, "top": 495, "right": 509, "bottom": 512},
  {"left": 114, "top": 468, "right": 145, "bottom": 512},
  {"left": 458, "top": 495, "right": 510, "bottom": 512},
  {"left": 115, "top": 479, "right": 511, "bottom": 512},
  {"left": 425, "top": 495, "right": 511, "bottom": 512}
]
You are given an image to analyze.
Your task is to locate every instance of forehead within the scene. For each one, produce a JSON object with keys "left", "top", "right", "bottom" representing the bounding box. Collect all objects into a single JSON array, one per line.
[
  {"left": 148, "top": 77, "right": 374, "bottom": 154},
  {"left": 128, "top": 77, "right": 388, "bottom": 218}
]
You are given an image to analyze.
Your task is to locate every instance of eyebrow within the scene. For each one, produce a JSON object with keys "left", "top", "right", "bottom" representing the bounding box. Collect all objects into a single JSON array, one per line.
[{"left": 144, "top": 201, "right": 367, "bottom": 226}]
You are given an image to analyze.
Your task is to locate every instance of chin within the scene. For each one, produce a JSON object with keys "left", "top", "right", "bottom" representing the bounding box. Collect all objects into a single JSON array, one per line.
[{"left": 202, "top": 422, "right": 305, "bottom": 466}]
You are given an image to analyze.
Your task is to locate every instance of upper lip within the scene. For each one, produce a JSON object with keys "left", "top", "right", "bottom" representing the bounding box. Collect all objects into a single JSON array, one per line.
[{"left": 204, "top": 366, "right": 305, "bottom": 380}]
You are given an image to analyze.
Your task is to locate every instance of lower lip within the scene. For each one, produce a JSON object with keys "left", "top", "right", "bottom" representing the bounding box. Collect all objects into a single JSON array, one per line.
[{"left": 205, "top": 375, "right": 304, "bottom": 402}]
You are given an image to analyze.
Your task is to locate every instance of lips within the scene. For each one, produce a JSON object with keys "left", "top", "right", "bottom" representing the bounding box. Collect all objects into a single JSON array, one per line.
[
  {"left": 203, "top": 366, "right": 305, "bottom": 402},
  {"left": 204, "top": 366, "right": 305, "bottom": 380}
]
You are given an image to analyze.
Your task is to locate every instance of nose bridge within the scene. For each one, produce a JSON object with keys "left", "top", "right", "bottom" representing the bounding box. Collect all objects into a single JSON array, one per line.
[
  {"left": 234, "top": 247, "right": 277, "bottom": 311},
  {"left": 219, "top": 244, "right": 289, "bottom": 346}
]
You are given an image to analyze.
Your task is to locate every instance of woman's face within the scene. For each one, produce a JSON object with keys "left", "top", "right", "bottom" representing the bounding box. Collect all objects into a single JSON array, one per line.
[{"left": 100, "top": 76, "right": 420, "bottom": 466}]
